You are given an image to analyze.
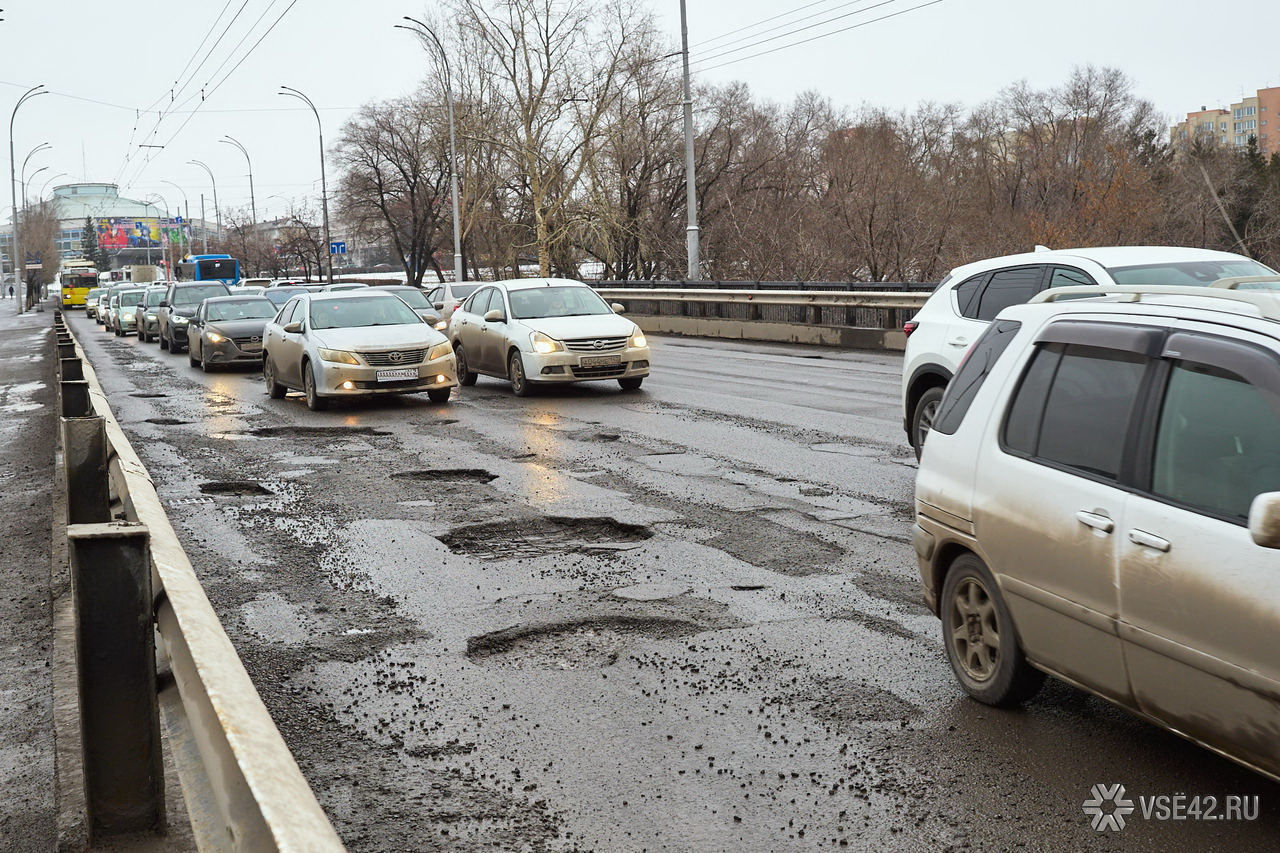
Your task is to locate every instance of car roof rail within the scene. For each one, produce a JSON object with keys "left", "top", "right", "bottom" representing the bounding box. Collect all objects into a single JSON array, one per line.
[
  {"left": 1209, "top": 275, "right": 1280, "bottom": 290},
  {"left": 1029, "top": 284, "right": 1280, "bottom": 323}
]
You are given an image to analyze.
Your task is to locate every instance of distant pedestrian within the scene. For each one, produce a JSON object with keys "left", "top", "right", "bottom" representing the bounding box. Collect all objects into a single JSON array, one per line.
[{"left": 6, "top": 285, "right": 12, "bottom": 299}]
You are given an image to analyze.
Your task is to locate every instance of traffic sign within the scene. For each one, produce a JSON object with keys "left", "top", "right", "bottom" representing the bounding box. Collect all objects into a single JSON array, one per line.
[{"left": 329, "top": 241, "right": 347, "bottom": 255}]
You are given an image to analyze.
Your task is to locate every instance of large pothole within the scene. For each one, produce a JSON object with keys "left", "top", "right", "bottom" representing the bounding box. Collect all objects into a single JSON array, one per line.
[
  {"left": 246, "top": 426, "right": 391, "bottom": 438},
  {"left": 466, "top": 616, "right": 704, "bottom": 670},
  {"left": 146, "top": 417, "right": 191, "bottom": 426},
  {"left": 391, "top": 469, "right": 497, "bottom": 484},
  {"left": 439, "top": 516, "right": 652, "bottom": 560},
  {"left": 200, "top": 480, "right": 274, "bottom": 496}
]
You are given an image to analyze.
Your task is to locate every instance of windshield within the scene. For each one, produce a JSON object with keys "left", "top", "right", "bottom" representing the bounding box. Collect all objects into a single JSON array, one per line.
[
  {"left": 308, "top": 296, "right": 422, "bottom": 330},
  {"left": 385, "top": 289, "right": 430, "bottom": 309},
  {"left": 119, "top": 291, "right": 145, "bottom": 307},
  {"left": 508, "top": 286, "right": 611, "bottom": 320},
  {"left": 174, "top": 285, "right": 230, "bottom": 306},
  {"left": 145, "top": 290, "right": 165, "bottom": 306},
  {"left": 264, "top": 288, "right": 305, "bottom": 305},
  {"left": 207, "top": 299, "right": 276, "bottom": 322},
  {"left": 1108, "top": 259, "right": 1277, "bottom": 286},
  {"left": 88, "top": 289, "right": 105, "bottom": 300}
]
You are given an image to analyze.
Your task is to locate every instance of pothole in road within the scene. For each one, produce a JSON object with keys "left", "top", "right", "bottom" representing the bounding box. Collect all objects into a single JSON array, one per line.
[
  {"left": 789, "top": 676, "right": 920, "bottom": 724},
  {"left": 130, "top": 392, "right": 169, "bottom": 398},
  {"left": 245, "top": 426, "right": 392, "bottom": 438},
  {"left": 145, "top": 417, "right": 191, "bottom": 426},
  {"left": 466, "top": 616, "right": 704, "bottom": 670},
  {"left": 392, "top": 469, "right": 497, "bottom": 484},
  {"left": 440, "top": 516, "right": 652, "bottom": 560},
  {"left": 572, "top": 430, "right": 622, "bottom": 443},
  {"left": 200, "top": 480, "right": 274, "bottom": 496}
]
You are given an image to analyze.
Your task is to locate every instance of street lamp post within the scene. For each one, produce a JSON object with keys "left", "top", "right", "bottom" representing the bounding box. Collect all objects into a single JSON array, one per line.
[
  {"left": 189, "top": 159, "right": 221, "bottom": 244},
  {"left": 679, "top": 0, "right": 701, "bottom": 281},
  {"left": 147, "top": 195, "right": 171, "bottom": 275},
  {"left": 397, "top": 17, "right": 465, "bottom": 287},
  {"left": 161, "top": 179, "right": 190, "bottom": 263},
  {"left": 219, "top": 136, "right": 256, "bottom": 226},
  {"left": 37, "top": 171, "right": 65, "bottom": 200},
  {"left": 9, "top": 84, "right": 48, "bottom": 313},
  {"left": 279, "top": 86, "right": 333, "bottom": 284},
  {"left": 23, "top": 166, "right": 47, "bottom": 208}
]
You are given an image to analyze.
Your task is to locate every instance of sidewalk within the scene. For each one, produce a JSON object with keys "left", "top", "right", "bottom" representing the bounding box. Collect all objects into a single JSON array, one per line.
[{"left": 0, "top": 306, "right": 56, "bottom": 850}]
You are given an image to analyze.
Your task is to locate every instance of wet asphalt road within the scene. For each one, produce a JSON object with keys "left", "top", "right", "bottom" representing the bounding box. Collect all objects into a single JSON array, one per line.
[{"left": 68, "top": 313, "right": 1278, "bottom": 851}]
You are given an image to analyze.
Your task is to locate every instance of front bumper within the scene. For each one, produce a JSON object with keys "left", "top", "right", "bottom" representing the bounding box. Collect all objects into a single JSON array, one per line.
[
  {"left": 119, "top": 313, "right": 137, "bottom": 330},
  {"left": 314, "top": 354, "right": 459, "bottom": 396},
  {"left": 522, "top": 345, "right": 651, "bottom": 383},
  {"left": 169, "top": 322, "right": 190, "bottom": 342},
  {"left": 203, "top": 336, "right": 265, "bottom": 364}
]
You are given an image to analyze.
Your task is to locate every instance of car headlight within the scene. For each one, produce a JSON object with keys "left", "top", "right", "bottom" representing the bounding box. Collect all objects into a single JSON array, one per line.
[
  {"left": 207, "top": 332, "right": 227, "bottom": 344},
  {"left": 630, "top": 328, "right": 647, "bottom": 348},
  {"left": 531, "top": 331, "right": 563, "bottom": 354},
  {"left": 172, "top": 315, "right": 189, "bottom": 325},
  {"left": 427, "top": 342, "right": 452, "bottom": 361},
  {"left": 434, "top": 320, "right": 448, "bottom": 331},
  {"left": 318, "top": 348, "right": 360, "bottom": 365}
]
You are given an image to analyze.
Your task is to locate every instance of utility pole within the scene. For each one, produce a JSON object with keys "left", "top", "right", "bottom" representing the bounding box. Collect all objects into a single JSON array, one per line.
[
  {"left": 398, "top": 17, "right": 465, "bottom": 287},
  {"left": 189, "top": 160, "right": 221, "bottom": 243},
  {"left": 220, "top": 136, "right": 256, "bottom": 225},
  {"left": 200, "top": 193, "right": 208, "bottom": 253},
  {"left": 279, "top": 86, "right": 333, "bottom": 284},
  {"left": 9, "top": 84, "right": 47, "bottom": 313},
  {"left": 679, "top": 0, "right": 700, "bottom": 281}
]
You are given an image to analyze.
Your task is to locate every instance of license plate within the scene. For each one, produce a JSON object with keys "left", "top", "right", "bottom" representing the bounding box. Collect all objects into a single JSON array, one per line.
[
  {"left": 376, "top": 368, "right": 419, "bottom": 382},
  {"left": 241, "top": 342, "right": 262, "bottom": 352},
  {"left": 579, "top": 354, "right": 622, "bottom": 368}
]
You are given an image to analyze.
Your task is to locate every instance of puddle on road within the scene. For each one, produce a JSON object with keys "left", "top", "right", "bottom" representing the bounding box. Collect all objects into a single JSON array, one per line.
[{"left": 146, "top": 417, "right": 191, "bottom": 426}]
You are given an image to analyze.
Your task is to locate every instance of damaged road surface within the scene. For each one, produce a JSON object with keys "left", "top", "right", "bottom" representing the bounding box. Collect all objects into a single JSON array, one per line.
[{"left": 68, "top": 318, "right": 1278, "bottom": 851}]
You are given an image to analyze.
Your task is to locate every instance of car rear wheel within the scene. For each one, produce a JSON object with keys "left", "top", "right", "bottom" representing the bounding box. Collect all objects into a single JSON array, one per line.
[
  {"left": 940, "top": 553, "right": 1044, "bottom": 707},
  {"left": 618, "top": 376, "right": 643, "bottom": 391},
  {"left": 264, "top": 357, "right": 286, "bottom": 399},
  {"left": 455, "top": 344, "right": 477, "bottom": 386},
  {"left": 304, "top": 362, "right": 328, "bottom": 411},
  {"left": 508, "top": 350, "right": 530, "bottom": 397},
  {"left": 911, "top": 385, "right": 945, "bottom": 460}
]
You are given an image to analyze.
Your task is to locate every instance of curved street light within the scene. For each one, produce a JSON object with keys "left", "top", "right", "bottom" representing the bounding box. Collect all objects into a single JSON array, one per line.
[
  {"left": 38, "top": 171, "right": 66, "bottom": 200},
  {"left": 188, "top": 159, "right": 221, "bottom": 245},
  {"left": 219, "top": 136, "right": 256, "bottom": 226},
  {"left": 161, "top": 179, "right": 191, "bottom": 258},
  {"left": 396, "top": 17, "right": 464, "bottom": 285},
  {"left": 279, "top": 86, "right": 333, "bottom": 283},
  {"left": 23, "top": 165, "right": 47, "bottom": 207},
  {"left": 9, "top": 84, "right": 48, "bottom": 312}
]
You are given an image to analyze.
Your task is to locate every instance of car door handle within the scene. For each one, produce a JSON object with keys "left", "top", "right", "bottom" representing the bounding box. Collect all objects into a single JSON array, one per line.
[
  {"left": 1128, "top": 529, "right": 1171, "bottom": 552},
  {"left": 947, "top": 336, "right": 969, "bottom": 347},
  {"left": 1075, "top": 510, "right": 1114, "bottom": 533}
]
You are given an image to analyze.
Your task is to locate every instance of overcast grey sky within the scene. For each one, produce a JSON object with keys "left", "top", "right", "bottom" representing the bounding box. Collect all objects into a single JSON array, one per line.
[{"left": 4, "top": 0, "right": 1279, "bottom": 223}]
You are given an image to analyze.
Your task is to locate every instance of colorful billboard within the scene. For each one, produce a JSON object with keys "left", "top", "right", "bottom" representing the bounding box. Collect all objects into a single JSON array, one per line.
[{"left": 96, "top": 217, "right": 191, "bottom": 250}]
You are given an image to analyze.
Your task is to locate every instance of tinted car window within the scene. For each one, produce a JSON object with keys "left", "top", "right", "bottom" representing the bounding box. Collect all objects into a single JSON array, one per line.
[
  {"left": 1049, "top": 267, "right": 1096, "bottom": 288},
  {"left": 954, "top": 273, "right": 989, "bottom": 319},
  {"left": 1002, "top": 345, "right": 1060, "bottom": 454},
  {"left": 462, "top": 288, "right": 489, "bottom": 313},
  {"left": 173, "top": 284, "right": 229, "bottom": 306},
  {"left": 931, "top": 320, "right": 1022, "bottom": 436},
  {"left": 1031, "top": 345, "right": 1147, "bottom": 479},
  {"left": 976, "top": 267, "right": 1045, "bottom": 321},
  {"left": 1152, "top": 361, "right": 1280, "bottom": 521}
]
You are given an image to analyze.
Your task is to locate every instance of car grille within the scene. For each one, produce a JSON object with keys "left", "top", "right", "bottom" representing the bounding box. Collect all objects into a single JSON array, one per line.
[
  {"left": 564, "top": 336, "right": 628, "bottom": 353},
  {"left": 571, "top": 364, "right": 628, "bottom": 378},
  {"left": 362, "top": 348, "right": 427, "bottom": 366},
  {"left": 353, "top": 378, "right": 430, "bottom": 390},
  {"left": 233, "top": 336, "right": 263, "bottom": 351}
]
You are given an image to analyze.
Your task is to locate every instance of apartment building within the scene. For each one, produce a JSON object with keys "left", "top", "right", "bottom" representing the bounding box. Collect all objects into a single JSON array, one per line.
[{"left": 1171, "top": 86, "right": 1280, "bottom": 156}]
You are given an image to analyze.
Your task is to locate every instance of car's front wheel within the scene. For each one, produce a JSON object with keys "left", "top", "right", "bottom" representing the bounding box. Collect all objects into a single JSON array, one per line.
[
  {"left": 455, "top": 343, "right": 477, "bottom": 386},
  {"left": 264, "top": 357, "right": 286, "bottom": 399},
  {"left": 303, "top": 362, "right": 329, "bottom": 411},
  {"left": 159, "top": 327, "right": 169, "bottom": 351},
  {"left": 940, "top": 553, "right": 1044, "bottom": 707},
  {"left": 619, "top": 376, "right": 643, "bottom": 391},
  {"left": 427, "top": 387, "right": 452, "bottom": 403},
  {"left": 911, "top": 385, "right": 945, "bottom": 461},
  {"left": 508, "top": 350, "right": 530, "bottom": 397}
]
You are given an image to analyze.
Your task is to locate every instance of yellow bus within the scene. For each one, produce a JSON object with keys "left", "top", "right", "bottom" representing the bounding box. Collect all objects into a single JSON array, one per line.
[{"left": 59, "top": 260, "right": 98, "bottom": 308}]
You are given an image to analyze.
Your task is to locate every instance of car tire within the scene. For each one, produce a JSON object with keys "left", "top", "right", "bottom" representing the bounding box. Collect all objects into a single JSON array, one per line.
[
  {"left": 427, "top": 387, "right": 452, "bottom": 403},
  {"left": 911, "top": 385, "right": 946, "bottom": 461},
  {"left": 159, "top": 328, "right": 169, "bottom": 351},
  {"left": 303, "top": 362, "right": 329, "bottom": 411},
  {"left": 138, "top": 328, "right": 148, "bottom": 343},
  {"left": 508, "top": 350, "right": 530, "bottom": 397},
  {"left": 189, "top": 346, "right": 200, "bottom": 368},
  {"left": 264, "top": 358, "right": 286, "bottom": 399},
  {"left": 114, "top": 325, "right": 123, "bottom": 337},
  {"left": 940, "top": 553, "right": 1044, "bottom": 707},
  {"left": 618, "top": 376, "right": 643, "bottom": 391},
  {"left": 455, "top": 344, "right": 477, "bottom": 386},
  {"left": 200, "top": 348, "right": 213, "bottom": 372}
]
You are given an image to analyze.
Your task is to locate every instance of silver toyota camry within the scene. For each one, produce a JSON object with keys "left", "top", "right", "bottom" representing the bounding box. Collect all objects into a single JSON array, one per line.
[
  {"left": 447, "top": 278, "right": 651, "bottom": 396},
  {"left": 262, "top": 291, "right": 458, "bottom": 411}
]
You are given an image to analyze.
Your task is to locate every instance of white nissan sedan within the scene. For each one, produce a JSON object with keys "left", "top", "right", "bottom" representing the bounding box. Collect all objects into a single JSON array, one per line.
[
  {"left": 448, "top": 278, "right": 650, "bottom": 396},
  {"left": 262, "top": 291, "right": 457, "bottom": 410}
]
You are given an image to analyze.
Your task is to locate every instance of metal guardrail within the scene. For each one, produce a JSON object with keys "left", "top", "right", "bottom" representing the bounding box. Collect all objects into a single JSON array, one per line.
[
  {"left": 52, "top": 312, "right": 344, "bottom": 851},
  {"left": 593, "top": 285, "right": 932, "bottom": 332}
]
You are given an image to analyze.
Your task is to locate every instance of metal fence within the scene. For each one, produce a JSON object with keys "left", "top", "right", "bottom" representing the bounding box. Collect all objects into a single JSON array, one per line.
[{"left": 52, "top": 312, "right": 343, "bottom": 851}]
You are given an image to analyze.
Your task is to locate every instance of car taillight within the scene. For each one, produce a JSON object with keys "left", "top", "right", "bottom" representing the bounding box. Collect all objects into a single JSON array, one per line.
[{"left": 903, "top": 320, "right": 919, "bottom": 337}]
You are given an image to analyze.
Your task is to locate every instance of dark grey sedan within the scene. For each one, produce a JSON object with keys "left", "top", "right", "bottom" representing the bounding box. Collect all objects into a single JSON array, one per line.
[{"left": 187, "top": 296, "right": 278, "bottom": 371}]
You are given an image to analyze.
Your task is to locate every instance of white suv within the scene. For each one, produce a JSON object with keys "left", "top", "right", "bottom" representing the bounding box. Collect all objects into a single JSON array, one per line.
[
  {"left": 914, "top": 284, "right": 1280, "bottom": 781},
  {"left": 901, "top": 246, "right": 1276, "bottom": 456}
]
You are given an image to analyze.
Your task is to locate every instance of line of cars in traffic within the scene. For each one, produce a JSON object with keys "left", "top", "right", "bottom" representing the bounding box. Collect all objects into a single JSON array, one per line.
[
  {"left": 902, "top": 245, "right": 1280, "bottom": 781},
  {"left": 84, "top": 276, "right": 653, "bottom": 410}
]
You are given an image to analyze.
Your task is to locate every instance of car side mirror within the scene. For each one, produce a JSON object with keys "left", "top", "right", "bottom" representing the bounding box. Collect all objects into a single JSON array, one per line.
[
  {"left": 283, "top": 322, "right": 303, "bottom": 334},
  {"left": 432, "top": 302, "right": 445, "bottom": 310},
  {"left": 483, "top": 309, "right": 504, "bottom": 323},
  {"left": 1249, "top": 492, "right": 1280, "bottom": 548},
  {"left": 611, "top": 302, "right": 626, "bottom": 313},
  {"left": 158, "top": 300, "right": 168, "bottom": 308}
]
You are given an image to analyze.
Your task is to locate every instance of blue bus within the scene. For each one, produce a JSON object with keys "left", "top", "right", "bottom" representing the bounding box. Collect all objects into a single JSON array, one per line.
[{"left": 177, "top": 254, "right": 240, "bottom": 285}]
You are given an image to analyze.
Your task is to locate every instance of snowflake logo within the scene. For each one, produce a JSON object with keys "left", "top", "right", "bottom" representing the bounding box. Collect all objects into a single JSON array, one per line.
[{"left": 1083, "top": 783, "right": 1134, "bottom": 831}]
